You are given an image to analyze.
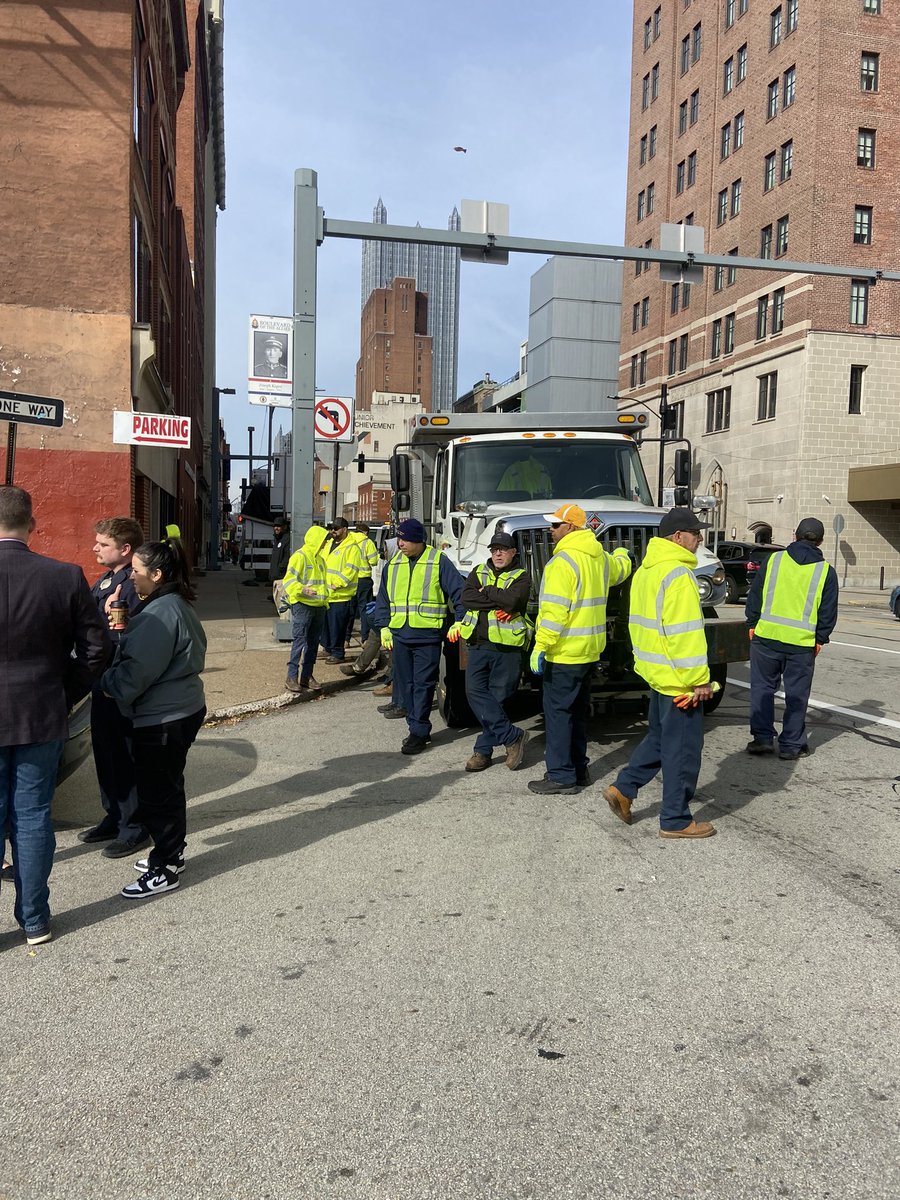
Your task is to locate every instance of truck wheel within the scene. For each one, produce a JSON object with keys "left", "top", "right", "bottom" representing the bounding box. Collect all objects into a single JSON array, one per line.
[
  {"left": 439, "top": 643, "right": 475, "bottom": 728},
  {"left": 704, "top": 664, "right": 728, "bottom": 714},
  {"left": 723, "top": 575, "right": 738, "bottom": 604}
]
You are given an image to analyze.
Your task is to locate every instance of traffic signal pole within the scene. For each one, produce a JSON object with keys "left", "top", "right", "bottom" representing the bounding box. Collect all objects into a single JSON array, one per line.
[{"left": 290, "top": 169, "right": 320, "bottom": 550}]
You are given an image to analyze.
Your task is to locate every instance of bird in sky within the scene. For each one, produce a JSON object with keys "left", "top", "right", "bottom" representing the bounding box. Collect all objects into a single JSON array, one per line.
[{"left": 453, "top": 146, "right": 467, "bottom": 153}]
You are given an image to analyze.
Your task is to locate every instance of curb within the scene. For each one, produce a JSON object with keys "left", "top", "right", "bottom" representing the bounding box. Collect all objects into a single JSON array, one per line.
[{"left": 204, "top": 673, "right": 368, "bottom": 725}]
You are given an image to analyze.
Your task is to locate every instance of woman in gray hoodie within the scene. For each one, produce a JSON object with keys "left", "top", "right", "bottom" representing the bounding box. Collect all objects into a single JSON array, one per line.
[{"left": 102, "top": 534, "right": 206, "bottom": 898}]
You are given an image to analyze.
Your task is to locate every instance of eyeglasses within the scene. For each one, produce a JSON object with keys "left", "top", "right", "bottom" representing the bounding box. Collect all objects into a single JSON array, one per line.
[{"left": 550, "top": 522, "right": 568, "bottom": 530}]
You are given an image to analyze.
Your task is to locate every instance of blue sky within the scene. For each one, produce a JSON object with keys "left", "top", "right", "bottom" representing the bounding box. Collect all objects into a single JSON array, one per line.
[{"left": 215, "top": 1, "right": 634, "bottom": 470}]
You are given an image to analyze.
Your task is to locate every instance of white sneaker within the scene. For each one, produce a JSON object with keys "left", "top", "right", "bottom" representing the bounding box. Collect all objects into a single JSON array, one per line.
[
  {"left": 121, "top": 868, "right": 180, "bottom": 899},
  {"left": 134, "top": 850, "right": 185, "bottom": 875}
]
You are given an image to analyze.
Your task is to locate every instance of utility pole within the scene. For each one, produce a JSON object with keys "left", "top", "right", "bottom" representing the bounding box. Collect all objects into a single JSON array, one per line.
[
  {"left": 657, "top": 381, "right": 669, "bottom": 508},
  {"left": 291, "top": 168, "right": 319, "bottom": 552},
  {"left": 208, "top": 385, "right": 235, "bottom": 571}
]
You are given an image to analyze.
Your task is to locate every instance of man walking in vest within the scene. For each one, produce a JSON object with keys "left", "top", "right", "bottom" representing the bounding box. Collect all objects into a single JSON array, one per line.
[
  {"left": 528, "top": 504, "right": 632, "bottom": 795},
  {"left": 745, "top": 517, "right": 837, "bottom": 759},
  {"left": 459, "top": 531, "right": 532, "bottom": 772},
  {"left": 282, "top": 525, "right": 330, "bottom": 692},
  {"left": 373, "top": 518, "right": 465, "bottom": 755},
  {"left": 323, "top": 518, "right": 363, "bottom": 663},
  {"left": 603, "top": 507, "right": 715, "bottom": 837}
]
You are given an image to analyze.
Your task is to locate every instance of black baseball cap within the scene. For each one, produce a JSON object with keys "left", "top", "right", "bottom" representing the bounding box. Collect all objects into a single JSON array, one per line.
[
  {"left": 488, "top": 532, "right": 516, "bottom": 550},
  {"left": 795, "top": 517, "right": 825, "bottom": 541},
  {"left": 658, "top": 507, "right": 709, "bottom": 537}
]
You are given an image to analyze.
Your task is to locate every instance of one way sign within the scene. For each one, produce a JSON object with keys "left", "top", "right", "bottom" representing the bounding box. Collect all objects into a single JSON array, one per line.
[{"left": 0, "top": 390, "right": 65, "bottom": 428}]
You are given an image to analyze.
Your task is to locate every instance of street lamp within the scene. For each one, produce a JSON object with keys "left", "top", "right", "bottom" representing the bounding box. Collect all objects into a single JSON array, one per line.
[{"left": 209, "top": 385, "right": 235, "bottom": 571}]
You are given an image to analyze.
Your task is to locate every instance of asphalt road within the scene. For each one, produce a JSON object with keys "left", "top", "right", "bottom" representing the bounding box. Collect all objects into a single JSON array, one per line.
[{"left": 3, "top": 605, "right": 899, "bottom": 1200}]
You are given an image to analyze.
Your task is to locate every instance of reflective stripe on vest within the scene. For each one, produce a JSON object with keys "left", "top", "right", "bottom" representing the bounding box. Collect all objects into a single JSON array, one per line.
[
  {"left": 537, "top": 550, "right": 610, "bottom": 640},
  {"left": 755, "top": 552, "right": 827, "bottom": 646},
  {"left": 387, "top": 548, "right": 448, "bottom": 628},
  {"left": 460, "top": 564, "right": 530, "bottom": 647},
  {"left": 630, "top": 566, "right": 707, "bottom": 669}
]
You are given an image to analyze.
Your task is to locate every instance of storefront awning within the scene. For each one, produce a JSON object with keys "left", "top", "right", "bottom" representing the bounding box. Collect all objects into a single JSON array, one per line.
[{"left": 847, "top": 463, "right": 900, "bottom": 503}]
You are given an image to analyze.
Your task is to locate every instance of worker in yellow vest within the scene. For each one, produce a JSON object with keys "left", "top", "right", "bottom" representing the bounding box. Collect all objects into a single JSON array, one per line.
[
  {"left": 373, "top": 518, "right": 466, "bottom": 755},
  {"left": 282, "top": 525, "right": 330, "bottom": 693},
  {"left": 528, "top": 504, "right": 632, "bottom": 795},
  {"left": 459, "top": 531, "right": 532, "bottom": 773},
  {"left": 322, "top": 518, "right": 363, "bottom": 664},
  {"left": 348, "top": 522, "right": 379, "bottom": 643},
  {"left": 603, "top": 507, "right": 716, "bottom": 838},
  {"left": 745, "top": 517, "right": 838, "bottom": 759}
]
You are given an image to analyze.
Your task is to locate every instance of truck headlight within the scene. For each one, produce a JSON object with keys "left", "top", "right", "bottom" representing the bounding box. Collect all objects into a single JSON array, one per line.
[
  {"left": 697, "top": 577, "right": 712, "bottom": 601},
  {"left": 711, "top": 568, "right": 725, "bottom": 585}
]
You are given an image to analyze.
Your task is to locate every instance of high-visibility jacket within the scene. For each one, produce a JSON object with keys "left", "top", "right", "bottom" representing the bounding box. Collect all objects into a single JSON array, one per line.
[
  {"left": 628, "top": 536, "right": 709, "bottom": 696},
  {"left": 460, "top": 564, "right": 532, "bottom": 648},
  {"left": 325, "top": 535, "right": 363, "bottom": 602},
  {"left": 498, "top": 457, "right": 553, "bottom": 498},
  {"left": 385, "top": 547, "right": 450, "bottom": 630},
  {"left": 534, "top": 529, "right": 632, "bottom": 665},
  {"left": 754, "top": 551, "right": 827, "bottom": 647},
  {"left": 283, "top": 526, "right": 330, "bottom": 608},
  {"left": 348, "top": 532, "right": 379, "bottom": 580}
]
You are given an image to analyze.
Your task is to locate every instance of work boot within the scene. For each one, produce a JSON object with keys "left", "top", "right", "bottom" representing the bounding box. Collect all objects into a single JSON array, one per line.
[
  {"left": 527, "top": 777, "right": 579, "bottom": 796},
  {"left": 778, "top": 745, "right": 810, "bottom": 760},
  {"left": 382, "top": 706, "right": 408, "bottom": 719},
  {"left": 373, "top": 683, "right": 393, "bottom": 698},
  {"left": 340, "top": 664, "right": 359, "bottom": 677},
  {"left": 659, "top": 820, "right": 716, "bottom": 839},
  {"left": 746, "top": 739, "right": 775, "bottom": 755},
  {"left": 300, "top": 676, "right": 322, "bottom": 691},
  {"left": 465, "top": 751, "right": 492, "bottom": 772},
  {"left": 505, "top": 731, "right": 530, "bottom": 771},
  {"left": 603, "top": 784, "right": 633, "bottom": 826},
  {"left": 285, "top": 678, "right": 302, "bottom": 694},
  {"left": 401, "top": 734, "right": 430, "bottom": 755}
]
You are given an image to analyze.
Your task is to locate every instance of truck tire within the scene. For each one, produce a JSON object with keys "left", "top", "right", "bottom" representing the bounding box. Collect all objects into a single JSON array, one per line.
[
  {"left": 704, "top": 663, "right": 728, "bottom": 714},
  {"left": 439, "top": 642, "right": 476, "bottom": 728}
]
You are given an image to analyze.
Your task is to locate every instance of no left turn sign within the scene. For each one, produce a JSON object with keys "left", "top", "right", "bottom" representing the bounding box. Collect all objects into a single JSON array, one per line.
[{"left": 314, "top": 396, "right": 355, "bottom": 442}]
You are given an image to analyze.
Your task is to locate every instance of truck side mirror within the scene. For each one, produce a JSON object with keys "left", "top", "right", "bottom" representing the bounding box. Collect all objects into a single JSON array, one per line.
[
  {"left": 390, "top": 453, "right": 410, "bottom": 494},
  {"left": 673, "top": 448, "right": 691, "bottom": 487},
  {"left": 395, "top": 491, "right": 411, "bottom": 513},
  {"left": 673, "top": 486, "right": 691, "bottom": 506}
]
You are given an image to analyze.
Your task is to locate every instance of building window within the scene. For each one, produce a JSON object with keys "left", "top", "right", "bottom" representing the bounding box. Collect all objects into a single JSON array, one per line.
[
  {"left": 682, "top": 283, "right": 692, "bottom": 310},
  {"left": 854, "top": 205, "right": 873, "bottom": 244},
  {"left": 676, "top": 160, "right": 686, "bottom": 194},
  {"left": 861, "top": 52, "right": 879, "bottom": 91},
  {"left": 654, "top": 6, "right": 662, "bottom": 37},
  {"left": 756, "top": 296, "right": 769, "bottom": 339},
  {"left": 679, "top": 100, "right": 688, "bottom": 135},
  {"left": 863, "top": 0, "right": 881, "bottom": 12},
  {"left": 644, "top": 16, "right": 653, "bottom": 49},
  {"left": 668, "top": 340, "right": 678, "bottom": 376},
  {"left": 711, "top": 318, "right": 723, "bottom": 357},
  {"left": 757, "top": 372, "right": 778, "bottom": 420},
  {"left": 671, "top": 283, "right": 681, "bottom": 315},
  {"left": 639, "top": 350, "right": 648, "bottom": 384},
  {"left": 786, "top": 0, "right": 798, "bottom": 31},
  {"left": 783, "top": 65, "right": 796, "bottom": 107},
  {"left": 133, "top": 213, "right": 151, "bottom": 323},
  {"left": 647, "top": 182, "right": 655, "bottom": 214},
  {"left": 717, "top": 188, "right": 728, "bottom": 225},
  {"left": 724, "top": 311, "right": 736, "bottom": 354},
  {"left": 630, "top": 355, "right": 638, "bottom": 387},
  {"left": 632, "top": 302, "right": 640, "bottom": 333},
  {"left": 761, "top": 224, "right": 773, "bottom": 258},
  {"left": 857, "top": 127, "right": 876, "bottom": 167},
  {"left": 721, "top": 123, "right": 732, "bottom": 159},
  {"left": 690, "top": 89, "right": 700, "bottom": 124},
  {"left": 740, "top": 0, "right": 748, "bottom": 12},
  {"left": 764, "top": 152, "right": 776, "bottom": 191},
  {"left": 776, "top": 214, "right": 789, "bottom": 255},
  {"left": 714, "top": 264, "right": 725, "bottom": 291},
  {"left": 731, "top": 178, "right": 742, "bottom": 217},
  {"left": 681, "top": 35, "right": 690, "bottom": 75},
  {"left": 723, "top": 57, "right": 734, "bottom": 95},
  {"left": 685, "top": 211, "right": 695, "bottom": 225},
  {"left": 679, "top": 333, "right": 689, "bottom": 371},
  {"left": 726, "top": 0, "right": 736, "bottom": 26},
  {"left": 737, "top": 43, "right": 748, "bottom": 82},
  {"left": 735, "top": 111, "right": 745, "bottom": 150},
  {"left": 687, "top": 150, "right": 697, "bottom": 185},
  {"left": 728, "top": 247, "right": 738, "bottom": 285},
  {"left": 667, "top": 401, "right": 685, "bottom": 439},
  {"left": 850, "top": 279, "right": 869, "bottom": 325},
  {"left": 640, "top": 134, "right": 648, "bottom": 165},
  {"left": 767, "top": 79, "right": 779, "bottom": 119},
  {"left": 642, "top": 73, "right": 650, "bottom": 109},
  {"left": 780, "top": 139, "right": 793, "bottom": 181},
  {"left": 848, "top": 365, "right": 866, "bottom": 414},
  {"left": 692, "top": 22, "right": 702, "bottom": 61},
  {"left": 637, "top": 190, "right": 646, "bottom": 221},
  {"left": 706, "top": 387, "right": 732, "bottom": 433},
  {"left": 649, "top": 125, "right": 658, "bottom": 157},
  {"left": 772, "top": 286, "right": 785, "bottom": 332},
  {"left": 771, "top": 6, "right": 782, "bottom": 47},
  {"left": 652, "top": 63, "right": 660, "bottom": 101},
  {"left": 641, "top": 296, "right": 650, "bottom": 327}
]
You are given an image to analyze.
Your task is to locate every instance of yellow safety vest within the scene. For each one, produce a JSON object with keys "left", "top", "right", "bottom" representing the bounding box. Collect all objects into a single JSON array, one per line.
[
  {"left": 628, "top": 537, "right": 709, "bottom": 696},
  {"left": 754, "top": 551, "right": 827, "bottom": 647},
  {"left": 460, "top": 564, "right": 531, "bottom": 648},
  {"left": 326, "top": 537, "right": 362, "bottom": 602},
  {"left": 535, "top": 531, "right": 632, "bottom": 664},
  {"left": 349, "top": 532, "right": 379, "bottom": 579},
  {"left": 283, "top": 542, "right": 329, "bottom": 608},
  {"left": 386, "top": 547, "right": 449, "bottom": 630}
]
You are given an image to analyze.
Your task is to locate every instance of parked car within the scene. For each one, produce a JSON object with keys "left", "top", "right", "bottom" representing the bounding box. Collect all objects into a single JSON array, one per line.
[
  {"left": 713, "top": 540, "right": 786, "bottom": 604},
  {"left": 58, "top": 695, "right": 92, "bottom": 784},
  {"left": 889, "top": 584, "right": 900, "bottom": 621}
]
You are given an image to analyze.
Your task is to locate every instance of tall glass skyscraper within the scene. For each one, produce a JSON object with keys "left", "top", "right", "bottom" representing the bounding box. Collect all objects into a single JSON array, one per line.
[{"left": 361, "top": 198, "right": 461, "bottom": 412}]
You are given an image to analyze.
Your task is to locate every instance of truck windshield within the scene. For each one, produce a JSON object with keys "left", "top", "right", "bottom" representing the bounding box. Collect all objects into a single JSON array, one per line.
[{"left": 451, "top": 440, "right": 653, "bottom": 508}]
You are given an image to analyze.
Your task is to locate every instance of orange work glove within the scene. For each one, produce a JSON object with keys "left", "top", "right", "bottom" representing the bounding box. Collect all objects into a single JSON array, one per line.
[
  {"left": 815, "top": 643, "right": 821, "bottom": 656},
  {"left": 748, "top": 627, "right": 755, "bottom": 640},
  {"left": 495, "top": 609, "right": 514, "bottom": 622}
]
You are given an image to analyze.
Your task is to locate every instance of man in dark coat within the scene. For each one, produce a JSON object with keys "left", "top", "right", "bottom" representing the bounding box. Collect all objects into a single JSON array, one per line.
[{"left": 0, "top": 486, "right": 109, "bottom": 944}]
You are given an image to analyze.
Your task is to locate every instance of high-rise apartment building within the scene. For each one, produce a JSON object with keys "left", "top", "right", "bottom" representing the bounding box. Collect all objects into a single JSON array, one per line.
[
  {"left": 355, "top": 276, "right": 433, "bottom": 412},
  {"left": 361, "top": 199, "right": 460, "bottom": 412},
  {"left": 620, "top": 0, "right": 900, "bottom": 582}
]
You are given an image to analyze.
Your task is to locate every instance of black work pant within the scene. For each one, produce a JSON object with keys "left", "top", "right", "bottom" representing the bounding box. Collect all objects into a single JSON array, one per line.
[{"left": 132, "top": 709, "right": 205, "bottom": 872}]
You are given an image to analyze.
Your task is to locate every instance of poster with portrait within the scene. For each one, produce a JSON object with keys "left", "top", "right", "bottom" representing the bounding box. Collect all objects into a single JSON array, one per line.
[{"left": 248, "top": 314, "right": 292, "bottom": 401}]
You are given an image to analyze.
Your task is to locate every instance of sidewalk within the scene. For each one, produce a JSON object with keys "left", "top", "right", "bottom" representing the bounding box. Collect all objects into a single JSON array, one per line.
[
  {"left": 195, "top": 565, "right": 369, "bottom": 720},
  {"left": 834, "top": 583, "right": 895, "bottom": 610}
]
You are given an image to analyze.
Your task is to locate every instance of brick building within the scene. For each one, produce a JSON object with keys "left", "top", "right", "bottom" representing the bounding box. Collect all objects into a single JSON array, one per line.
[
  {"left": 0, "top": 0, "right": 225, "bottom": 578},
  {"left": 620, "top": 0, "right": 900, "bottom": 583},
  {"left": 355, "top": 277, "right": 433, "bottom": 414}
]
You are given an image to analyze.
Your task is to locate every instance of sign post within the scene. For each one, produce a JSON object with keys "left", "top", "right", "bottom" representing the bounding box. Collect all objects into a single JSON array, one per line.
[
  {"left": 313, "top": 396, "right": 355, "bottom": 523},
  {"left": 0, "top": 390, "right": 66, "bottom": 485}
]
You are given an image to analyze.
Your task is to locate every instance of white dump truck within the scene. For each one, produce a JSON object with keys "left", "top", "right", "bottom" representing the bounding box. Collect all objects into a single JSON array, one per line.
[{"left": 389, "top": 410, "right": 748, "bottom": 725}]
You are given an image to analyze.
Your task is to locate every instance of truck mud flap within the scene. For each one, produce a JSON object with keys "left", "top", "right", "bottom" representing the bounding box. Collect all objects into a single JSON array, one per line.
[{"left": 705, "top": 616, "right": 750, "bottom": 665}]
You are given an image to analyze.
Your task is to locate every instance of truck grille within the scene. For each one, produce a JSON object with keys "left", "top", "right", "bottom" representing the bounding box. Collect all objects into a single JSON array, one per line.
[{"left": 512, "top": 524, "right": 653, "bottom": 583}]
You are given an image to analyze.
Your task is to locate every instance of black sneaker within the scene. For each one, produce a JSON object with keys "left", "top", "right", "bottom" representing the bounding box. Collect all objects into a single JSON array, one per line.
[
  {"left": 383, "top": 707, "right": 408, "bottom": 720},
  {"left": 576, "top": 766, "right": 592, "bottom": 787},
  {"left": 401, "top": 734, "right": 430, "bottom": 755},
  {"left": 746, "top": 740, "right": 775, "bottom": 755},
  {"left": 25, "top": 926, "right": 52, "bottom": 946},
  {"left": 134, "top": 850, "right": 185, "bottom": 876},
  {"left": 779, "top": 745, "right": 810, "bottom": 760},
  {"left": 77, "top": 821, "right": 118, "bottom": 844},
  {"left": 528, "top": 778, "right": 579, "bottom": 796},
  {"left": 121, "top": 867, "right": 180, "bottom": 899},
  {"left": 101, "top": 834, "right": 151, "bottom": 860}
]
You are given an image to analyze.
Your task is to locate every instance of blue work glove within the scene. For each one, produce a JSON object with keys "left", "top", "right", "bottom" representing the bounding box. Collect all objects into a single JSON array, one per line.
[
  {"left": 529, "top": 648, "right": 545, "bottom": 676},
  {"left": 365, "top": 601, "right": 377, "bottom": 617}
]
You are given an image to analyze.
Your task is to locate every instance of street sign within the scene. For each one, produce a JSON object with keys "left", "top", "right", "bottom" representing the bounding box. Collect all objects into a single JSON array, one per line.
[
  {"left": 833, "top": 513, "right": 845, "bottom": 535},
  {"left": 249, "top": 393, "right": 292, "bottom": 408},
  {"left": 315, "top": 439, "right": 359, "bottom": 469},
  {"left": 314, "top": 396, "right": 354, "bottom": 442},
  {"left": 0, "top": 390, "right": 64, "bottom": 428},
  {"left": 248, "top": 314, "right": 292, "bottom": 399},
  {"left": 112, "top": 411, "right": 192, "bottom": 448}
]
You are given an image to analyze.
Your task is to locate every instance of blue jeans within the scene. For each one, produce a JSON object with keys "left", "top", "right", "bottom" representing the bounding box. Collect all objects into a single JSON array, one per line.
[
  {"left": 542, "top": 660, "right": 595, "bottom": 785},
  {"left": 750, "top": 639, "right": 815, "bottom": 752},
  {"left": 614, "top": 691, "right": 704, "bottom": 831},
  {"left": 0, "top": 740, "right": 63, "bottom": 934},
  {"left": 392, "top": 639, "right": 442, "bottom": 738},
  {"left": 465, "top": 644, "right": 523, "bottom": 755},
  {"left": 287, "top": 604, "right": 326, "bottom": 680},
  {"left": 325, "top": 600, "right": 353, "bottom": 660}
]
